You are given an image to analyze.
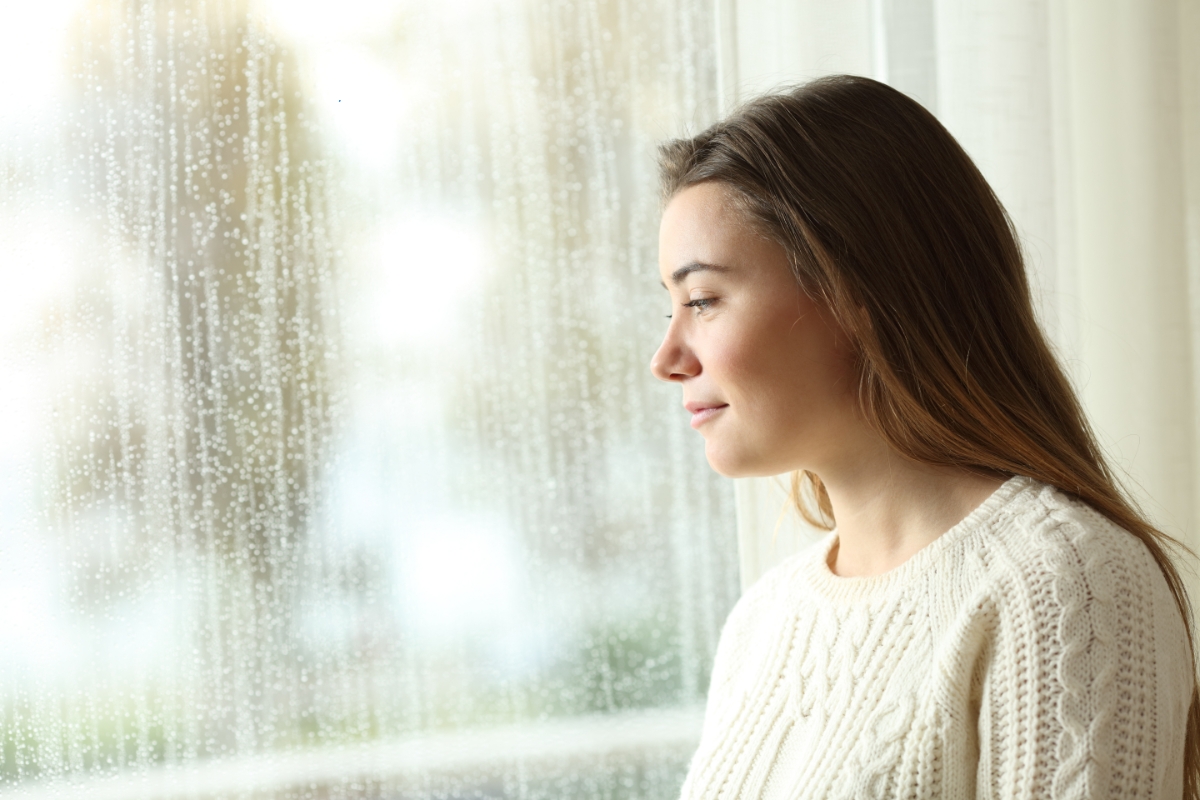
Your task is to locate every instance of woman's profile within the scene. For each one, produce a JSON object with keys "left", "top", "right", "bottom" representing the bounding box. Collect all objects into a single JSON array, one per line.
[{"left": 651, "top": 75, "right": 1198, "bottom": 798}]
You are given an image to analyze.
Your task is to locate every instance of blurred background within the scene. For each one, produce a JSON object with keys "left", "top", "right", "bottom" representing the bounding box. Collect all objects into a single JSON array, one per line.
[
  {"left": 0, "top": 1, "right": 1197, "bottom": 799},
  {"left": 0, "top": 0, "right": 739, "bottom": 797}
]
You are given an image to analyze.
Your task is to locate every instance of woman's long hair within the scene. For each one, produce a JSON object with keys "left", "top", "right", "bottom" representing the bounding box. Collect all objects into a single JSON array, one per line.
[{"left": 658, "top": 74, "right": 1200, "bottom": 794}]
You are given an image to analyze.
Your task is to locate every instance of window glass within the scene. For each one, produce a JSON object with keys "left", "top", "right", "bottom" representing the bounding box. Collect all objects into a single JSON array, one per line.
[{"left": 0, "top": 0, "right": 739, "bottom": 796}]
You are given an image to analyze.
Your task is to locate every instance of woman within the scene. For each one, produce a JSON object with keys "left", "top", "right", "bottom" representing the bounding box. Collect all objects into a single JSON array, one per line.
[{"left": 651, "top": 75, "right": 1197, "bottom": 798}]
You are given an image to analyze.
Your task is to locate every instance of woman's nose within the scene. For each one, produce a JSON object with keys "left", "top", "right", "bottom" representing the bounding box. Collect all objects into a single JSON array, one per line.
[{"left": 650, "top": 324, "right": 700, "bottom": 382}]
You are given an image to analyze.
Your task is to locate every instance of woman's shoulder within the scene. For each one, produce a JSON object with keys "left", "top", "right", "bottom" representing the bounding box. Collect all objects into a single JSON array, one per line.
[
  {"left": 980, "top": 478, "right": 1172, "bottom": 597},
  {"left": 974, "top": 480, "right": 1194, "bottom": 787},
  {"left": 973, "top": 479, "right": 1188, "bottom": 657},
  {"left": 703, "top": 535, "right": 833, "bottom": 694},
  {"left": 714, "top": 533, "right": 834, "bottom": 639},
  {"left": 742, "top": 532, "right": 836, "bottom": 604}
]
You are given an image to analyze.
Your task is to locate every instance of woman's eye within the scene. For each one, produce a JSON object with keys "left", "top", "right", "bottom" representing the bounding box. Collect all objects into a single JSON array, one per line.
[{"left": 665, "top": 298, "right": 715, "bottom": 319}]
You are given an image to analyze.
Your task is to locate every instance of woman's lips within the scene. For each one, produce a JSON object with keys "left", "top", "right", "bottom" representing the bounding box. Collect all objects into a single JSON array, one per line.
[{"left": 685, "top": 403, "right": 728, "bottom": 429}]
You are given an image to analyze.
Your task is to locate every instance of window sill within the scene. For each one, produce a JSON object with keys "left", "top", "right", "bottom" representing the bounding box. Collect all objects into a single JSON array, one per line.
[{"left": 4, "top": 704, "right": 706, "bottom": 799}]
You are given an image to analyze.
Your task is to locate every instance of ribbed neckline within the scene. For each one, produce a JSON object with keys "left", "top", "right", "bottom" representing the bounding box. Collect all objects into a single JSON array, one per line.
[{"left": 798, "top": 475, "right": 1033, "bottom": 605}]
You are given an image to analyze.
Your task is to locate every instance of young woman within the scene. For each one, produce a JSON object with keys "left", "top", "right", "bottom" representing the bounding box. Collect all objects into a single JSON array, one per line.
[{"left": 651, "top": 75, "right": 1198, "bottom": 798}]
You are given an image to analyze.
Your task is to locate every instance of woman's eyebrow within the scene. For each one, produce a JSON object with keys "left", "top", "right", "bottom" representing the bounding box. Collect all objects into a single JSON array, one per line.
[{"left": 660, "top": 261, "right": 734, "bottom": 289}]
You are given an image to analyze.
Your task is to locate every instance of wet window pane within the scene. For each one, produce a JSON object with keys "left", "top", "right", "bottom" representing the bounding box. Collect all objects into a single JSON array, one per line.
[{"left": 0, "top": 0, "right": 739, "bottom": 797}]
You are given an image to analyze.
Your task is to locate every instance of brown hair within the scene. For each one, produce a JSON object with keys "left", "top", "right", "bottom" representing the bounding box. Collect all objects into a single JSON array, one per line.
[{"left": 658, "top": 74, "right": 1200, "bottom": 793}]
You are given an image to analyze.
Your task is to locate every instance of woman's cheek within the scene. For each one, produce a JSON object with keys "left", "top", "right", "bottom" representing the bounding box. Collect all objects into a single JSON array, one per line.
[{"left": 709, "top": 332, "right": 759, "bottom": 389}]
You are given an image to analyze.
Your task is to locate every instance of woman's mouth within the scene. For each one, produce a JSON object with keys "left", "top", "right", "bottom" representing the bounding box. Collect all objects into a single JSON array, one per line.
[{"left": 685, "top": 402, "right": 729, "bottom": 429}]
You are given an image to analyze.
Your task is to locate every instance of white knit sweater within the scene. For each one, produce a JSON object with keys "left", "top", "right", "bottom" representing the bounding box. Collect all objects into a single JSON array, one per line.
[{"left": 681, "top": 476, "right": 1193, "bottom": 799}]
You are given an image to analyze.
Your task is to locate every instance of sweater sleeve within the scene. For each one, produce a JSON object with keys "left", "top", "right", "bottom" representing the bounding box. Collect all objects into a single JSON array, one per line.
[{"left": 976, "top": 499, "right": 1193, "bottom": 799}]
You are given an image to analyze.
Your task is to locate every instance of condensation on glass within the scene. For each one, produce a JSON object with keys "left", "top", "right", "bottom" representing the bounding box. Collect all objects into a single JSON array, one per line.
[{"left": 0, "top": 0, "right": 738, "bottom": 797}]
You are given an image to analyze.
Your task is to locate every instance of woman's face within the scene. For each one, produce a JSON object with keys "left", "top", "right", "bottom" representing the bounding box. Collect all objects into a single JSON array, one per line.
[{"left": 651, "top": 182, "right": 860, "bottom": 478}]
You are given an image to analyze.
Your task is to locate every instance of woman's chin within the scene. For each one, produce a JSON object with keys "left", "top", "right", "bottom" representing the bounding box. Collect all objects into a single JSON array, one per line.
[{"left": 704, "top": 444, "right": 778, "bottom": 479}]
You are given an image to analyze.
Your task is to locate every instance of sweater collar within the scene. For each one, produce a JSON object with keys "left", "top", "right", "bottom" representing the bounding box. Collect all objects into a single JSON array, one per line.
[{"left": 797, "top": 475, "right": 1033, "bottom": 605}]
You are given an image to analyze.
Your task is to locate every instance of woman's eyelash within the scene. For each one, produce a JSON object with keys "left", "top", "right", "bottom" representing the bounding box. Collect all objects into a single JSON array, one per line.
[{"left": 666, "top": 298, "right": 715, "bottom": 319}]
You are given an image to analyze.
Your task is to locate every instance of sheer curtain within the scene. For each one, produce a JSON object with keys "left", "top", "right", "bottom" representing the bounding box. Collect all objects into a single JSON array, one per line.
[
  {"left": 734, "top": 0, "right": 1200, "bottom": 598},
  {"left": 0, "top": 1, "right": 741, "bottom": 797}
]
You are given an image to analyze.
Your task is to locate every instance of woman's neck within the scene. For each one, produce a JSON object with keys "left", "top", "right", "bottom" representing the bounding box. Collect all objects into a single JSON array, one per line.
[{"left": 819, "top": 445, "right": 1007, "bottom": 578}]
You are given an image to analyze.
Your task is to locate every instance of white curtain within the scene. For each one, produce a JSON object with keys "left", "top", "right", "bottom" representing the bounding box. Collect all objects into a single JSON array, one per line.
[{"left": 733, "top": 0, "right": 1200, "bottom": 598}]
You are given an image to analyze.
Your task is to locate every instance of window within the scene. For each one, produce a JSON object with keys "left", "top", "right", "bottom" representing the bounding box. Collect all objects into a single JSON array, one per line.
[{"left": 0, "top": 0, "right": 740, "bottom": 796}]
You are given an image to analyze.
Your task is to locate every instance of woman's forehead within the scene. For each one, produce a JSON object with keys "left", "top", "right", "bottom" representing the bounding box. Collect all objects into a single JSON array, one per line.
[{"left": 659, "top": 184, "right": 761, "bottom": 266}]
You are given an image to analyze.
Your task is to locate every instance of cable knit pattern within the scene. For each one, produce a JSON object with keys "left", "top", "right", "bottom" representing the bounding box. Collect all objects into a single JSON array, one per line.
[{"left": 679, "top": 477, "right": 1194, "bottom": 799}]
